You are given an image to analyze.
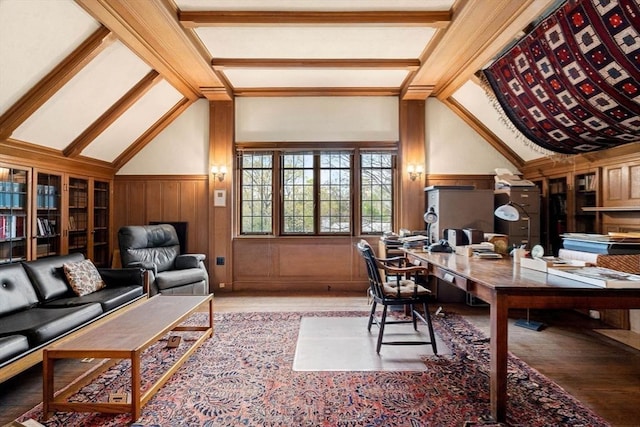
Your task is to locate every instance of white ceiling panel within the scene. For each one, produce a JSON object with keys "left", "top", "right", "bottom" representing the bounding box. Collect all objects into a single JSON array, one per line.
[
  {"left": 0, "top": 0, "right": 99, "bottom": 115},
  {"left": 81, "top": 80, "right": 183, "bottom": 162},
  {"left": 177, "top": 0, "right": 454, "bottom": 12},
  {"left": 224, "top": 68, "right": 409, "bottom": 87},
  {"left": 12, "top": 41, "right": 152, "bottom": 150},
  {"left": 196, "top": 26, "right": 435, "bottom": 59}
]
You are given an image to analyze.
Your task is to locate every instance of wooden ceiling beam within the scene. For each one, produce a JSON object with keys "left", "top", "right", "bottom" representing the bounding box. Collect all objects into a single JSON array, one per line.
[
  {"left": 0, "top": 27, "right": 114, "bottom": 140},
  {"left": 212, "top": 58, "right": 420, "bottom": 70},
  {"left": 404, "top": 0, "right": 556, "bottom": 100},
  {"left": 233, "top": 87, "right": 400, "bottom": 97},
  {"left": 112, "top": 97, "right": 193, "bottom": 171},
  {"left": 76, "top": 0, "right": 230, "bottom": 101},
  {"left": 180, "top": 10, "right": 451, "bottom": 27},
  {"left": 63, "top": 71, "right": 162, "bottom": 158}
]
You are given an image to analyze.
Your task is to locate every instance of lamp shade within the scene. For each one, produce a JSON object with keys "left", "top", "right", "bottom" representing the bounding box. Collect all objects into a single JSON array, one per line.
[
  {"left": 423, "top": 207, "right": 437, "bottom": 224},
  {"left": 494, "top": 203, "right": 520, "bottom": 221}
]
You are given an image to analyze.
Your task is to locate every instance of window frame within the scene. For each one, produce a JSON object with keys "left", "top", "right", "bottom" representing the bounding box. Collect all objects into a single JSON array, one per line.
[{"left": 236, "top": 143, "right": 397, "bottom": 237}]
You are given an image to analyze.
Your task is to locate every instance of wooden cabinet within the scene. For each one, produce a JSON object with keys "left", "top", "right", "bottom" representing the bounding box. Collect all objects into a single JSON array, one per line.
[
  {"left": 0, "top": 165, "right": 29, "bottom": 264},
  {"left": 92, "top": 179, "right": 110, "bottom": 267},
  {"left": 33, "top": 170, "right": 63, "bottom": 259},
  {"left": 27, "top": 170, "right": 112, "bottom": 263}
]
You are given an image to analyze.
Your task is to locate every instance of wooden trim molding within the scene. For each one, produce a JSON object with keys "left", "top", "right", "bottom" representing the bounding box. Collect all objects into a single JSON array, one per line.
[
  {"left": 0, "top": 138, "right": 114, "bottom": 178},
  {"left": 233, "top": 87, "right": 400, "bottom": 97},
  {"left": 212, "top": 58, "right": 421, "bottom": 71},
  {"left": 180, "top": 10, "right": 452, "bottom": 27}
]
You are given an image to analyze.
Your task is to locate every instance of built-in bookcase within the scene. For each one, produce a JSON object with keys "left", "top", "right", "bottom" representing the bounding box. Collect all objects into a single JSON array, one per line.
[
  {"left": 34, "top": 171, "right": 62, "bottom": 258},
  {"left": 68, "top": 177, "right": 89, "bottom": 258},
  {"left": 0, "top": 166, "right": 29, "bottom": 264},
  {"left": 92, "top": 180, "right": 110, "bottom": 267}
]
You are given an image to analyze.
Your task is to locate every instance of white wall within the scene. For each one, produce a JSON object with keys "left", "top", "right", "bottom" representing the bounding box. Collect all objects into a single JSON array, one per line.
[
  {"left": 119, "top": 95, "right": 519, "bottom": 175},
  {"left": 425, "top": 98, "right": 518, "bottom": 174},
  {"left": 235, "top": 97, "right": 398, "bottom": 142},
  {"left": 117, "top": 99, "right": 209, "bottom": 175}
]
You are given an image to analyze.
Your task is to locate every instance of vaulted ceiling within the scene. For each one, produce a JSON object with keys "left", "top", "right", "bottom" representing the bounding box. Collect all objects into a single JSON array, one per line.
[{"left": 0, "top": 0, "right": 561, "bottom": 171}]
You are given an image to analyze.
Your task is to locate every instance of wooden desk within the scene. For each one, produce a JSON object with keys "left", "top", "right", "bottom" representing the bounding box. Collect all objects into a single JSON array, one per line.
[
  {"left": 43, "top": 294, "right": 213, "bottom": 421},
  {"left": 404, "top": 250, "right": 640, "bottom": 423}
]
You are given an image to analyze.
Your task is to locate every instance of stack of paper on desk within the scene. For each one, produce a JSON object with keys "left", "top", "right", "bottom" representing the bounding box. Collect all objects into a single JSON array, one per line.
[
  {"left": 520, "top": 256, "right": 586, "bottom": 273},
  {"left": 547, "top": 266, "right": 640, "bottom": 288}
]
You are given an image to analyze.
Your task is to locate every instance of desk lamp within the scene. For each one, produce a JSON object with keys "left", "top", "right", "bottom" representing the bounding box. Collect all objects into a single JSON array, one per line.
[
  {"left": 494, "top": 201, "right": 545, "bottom": 331},
  {"left": 424, "top": 207, "right": 438, "bottom": 244},
  {"left": 494, "top": 201, "right": 531, "bottom": 248}
]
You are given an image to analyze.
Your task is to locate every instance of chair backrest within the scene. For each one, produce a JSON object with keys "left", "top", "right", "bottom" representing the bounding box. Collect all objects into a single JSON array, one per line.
[
  {"left": 118, "top": 224, "right": 180, "bottom": 272},
  {"left": 356, "top": 240, "right": 384, "bottom": 299}
]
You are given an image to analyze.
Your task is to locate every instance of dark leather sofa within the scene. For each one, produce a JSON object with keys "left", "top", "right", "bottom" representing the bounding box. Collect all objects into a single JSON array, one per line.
[
  {"left": 118, "top": 224, "right": 209, "bottom": 296},
  {"left": 0, "top": 253, "right": 145, "bottom": 382}
]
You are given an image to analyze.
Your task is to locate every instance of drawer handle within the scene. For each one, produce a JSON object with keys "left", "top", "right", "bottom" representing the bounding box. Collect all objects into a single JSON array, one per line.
[{"left": 443, "top": 272, "right": 455, "bottom": 283}]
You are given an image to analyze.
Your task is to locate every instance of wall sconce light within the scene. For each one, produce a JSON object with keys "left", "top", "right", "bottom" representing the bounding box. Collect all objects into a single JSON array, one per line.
[
  {"left": 407, "top": 164, "right": 424, "bottom": 181},
  {"left": 211, "top": 165, "right": 227, "bottom": 182}
]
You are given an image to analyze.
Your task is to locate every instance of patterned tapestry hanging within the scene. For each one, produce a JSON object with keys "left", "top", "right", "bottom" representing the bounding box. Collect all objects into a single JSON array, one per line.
[{"left": 482, "top": 0, "right": 640, "bottom": 154}]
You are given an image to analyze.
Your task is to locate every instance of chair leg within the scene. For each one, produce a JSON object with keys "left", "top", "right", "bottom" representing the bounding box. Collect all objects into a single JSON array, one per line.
[
  {"left": 423, "top": 302, "right": 438, "bottom": 355},
  {"left": 367, "top": 301, "right": 377, "bottom": 331},
  {"left": 412, "top": 304, "right": 418, "bottom": 330},
  {"left": 377, "top": 305, "right": 388, "bottom": 354}
]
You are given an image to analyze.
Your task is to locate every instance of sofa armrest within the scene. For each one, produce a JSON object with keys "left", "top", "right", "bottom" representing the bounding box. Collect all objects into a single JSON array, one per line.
[
  {"left": 98, "top": 267, "right": 145, "bottom": 288},
  {"left": 175, "top": 254, "right": 206, "bottom": 269}
]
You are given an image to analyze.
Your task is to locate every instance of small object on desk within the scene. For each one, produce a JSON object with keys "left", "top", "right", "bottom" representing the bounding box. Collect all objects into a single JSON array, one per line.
[
  {"left": 520, "top": 256, "right": 585, "bottom": 273},
  {"left": 474, "top": 252, "right": 502, "bottom": 259},
  {"left": 426, "top": 239, "right": 452, "bottom": 253}
]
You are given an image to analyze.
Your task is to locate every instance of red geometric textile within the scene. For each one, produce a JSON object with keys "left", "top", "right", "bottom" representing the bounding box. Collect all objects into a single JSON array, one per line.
[{"left": 483, "top": 0, "right": 640, "bottom": 154}]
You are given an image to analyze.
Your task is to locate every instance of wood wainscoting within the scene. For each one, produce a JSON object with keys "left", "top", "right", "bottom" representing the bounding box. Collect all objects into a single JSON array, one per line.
[
  {"left": 232, "top": 236, "right": 373, "bottom": 292},
  {"left": 113, "top": 175, "right": 209, "bottom": 256}
]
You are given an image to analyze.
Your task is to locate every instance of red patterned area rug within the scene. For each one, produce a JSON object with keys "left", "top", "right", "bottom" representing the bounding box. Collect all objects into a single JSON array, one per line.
[{"left": 18, "top": 311, "right": 609, "bottom": 426}]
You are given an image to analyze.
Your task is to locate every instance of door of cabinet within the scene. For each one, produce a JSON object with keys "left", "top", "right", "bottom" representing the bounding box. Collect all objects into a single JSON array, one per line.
[
  {"left": 92, "top": 179, "right": 111, "bottom": 267},
  {"left": 0, "top": 165, "right": 30, "bottom": 264},
  {"left": 32, "top": 170, "right": 63, "bottom": 259},
  {"left": 66, "top": 176, "right": 89, "bottom": 258}
]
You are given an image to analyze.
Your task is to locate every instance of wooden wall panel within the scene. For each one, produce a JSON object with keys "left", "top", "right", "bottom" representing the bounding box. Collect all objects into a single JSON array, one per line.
[
  {"left": 232, "top": 236, "right": 373, "bottom": 292},
  {"left": 630, "top": 164, "right": 640, "bottom": 200},
  {"left": 605, "top": 167, "right": 623, "bottom": 202},
  {"left": 113, "top": 175, "right": 209, "bottom": 256}
]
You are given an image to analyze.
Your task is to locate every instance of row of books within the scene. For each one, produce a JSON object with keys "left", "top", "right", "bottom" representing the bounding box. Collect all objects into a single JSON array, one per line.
[
  {"left": 36, "top": 217, "right": 57, "bottom": 237},
  {"left": 36, "top": 184, "right": 59, "bottom": 209},
  {"left": 0, "top": 215, "right": 25, "bottom": 240},
  {"left": 0, "top": 182, "right": 27, "bottom": 209}
]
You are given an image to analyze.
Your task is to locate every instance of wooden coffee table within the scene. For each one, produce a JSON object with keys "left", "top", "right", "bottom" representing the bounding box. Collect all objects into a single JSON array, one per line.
[{"left": 43, "top": 294, "right": 213, "bottom": 421}]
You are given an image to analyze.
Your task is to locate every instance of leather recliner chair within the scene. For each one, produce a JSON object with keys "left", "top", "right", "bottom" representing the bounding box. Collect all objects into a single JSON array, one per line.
[{"left": 118, "top": 224, "right": 209, "bottom": 296}]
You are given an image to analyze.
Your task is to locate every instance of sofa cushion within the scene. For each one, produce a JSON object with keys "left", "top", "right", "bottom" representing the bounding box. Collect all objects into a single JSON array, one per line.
[
  {"left": 0, "top": 335, "right": 30, "bottom": 364},
  {"left": 155, "top": 268, "right": 207, "bottom": 291},
  {"left": 43, "top": 286, "right": 143, "bottom": 312},
  {"left": 63, "top": 259, "right": 106, "bottom": 296},
  {"left": 0, "top": 303, "right": 103, "bottom": 346},
  {"left": 22, "top": 253, "right": 85, "bottom": 302},
  {"left": 0, "top": 263, "right": 39, "bottom": 316}
]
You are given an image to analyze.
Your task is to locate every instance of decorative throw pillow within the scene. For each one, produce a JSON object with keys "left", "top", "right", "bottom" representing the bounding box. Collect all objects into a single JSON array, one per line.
[{"left": 63, "top": 259, "right": 106, "bottom": 296}]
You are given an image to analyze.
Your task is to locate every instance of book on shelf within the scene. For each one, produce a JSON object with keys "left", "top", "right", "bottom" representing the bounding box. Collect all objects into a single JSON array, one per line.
[{"left": 548, "top": 266, "right": 640, "bottom": 288}]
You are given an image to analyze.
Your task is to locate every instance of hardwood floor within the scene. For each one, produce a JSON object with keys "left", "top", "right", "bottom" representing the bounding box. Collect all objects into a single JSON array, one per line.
[{"left": 1, "top": 290, "right": 639, "bottom": 426}]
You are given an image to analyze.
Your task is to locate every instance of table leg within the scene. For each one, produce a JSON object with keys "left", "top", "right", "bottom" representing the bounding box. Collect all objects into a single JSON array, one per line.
[
  {"left": 131, "top": 351, "right": 141, "bottom": 420},
  {"left": 490, "top": 294, "right": 509, "bottom": 422},
  {"left": 42, "top": 350, "right": 53, "bottom": 420}
]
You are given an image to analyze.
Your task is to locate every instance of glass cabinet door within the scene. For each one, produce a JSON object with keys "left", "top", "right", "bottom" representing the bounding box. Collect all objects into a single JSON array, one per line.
[
  {"left": 34, "top": 171, "right": 62, "bottom": 259},
  {"left": 0, "top": 166, "right": 29, "bottom": 264},
  {"left": 92, "top": 180, "right": 110, "bottom": 267},
  {"left": 67, "top": 176, "right": 89, "bottom": 258}
]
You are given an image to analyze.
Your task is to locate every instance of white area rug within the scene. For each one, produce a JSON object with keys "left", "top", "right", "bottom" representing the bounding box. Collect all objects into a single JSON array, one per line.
[{"left": 293, "top": 316, "right": 450, "bottom": 371}]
